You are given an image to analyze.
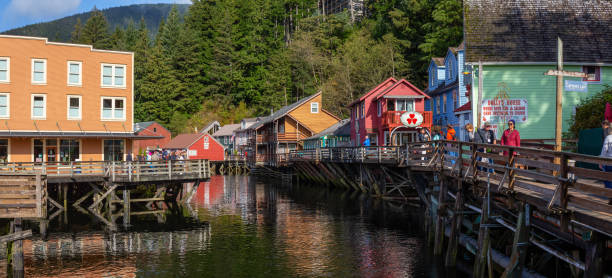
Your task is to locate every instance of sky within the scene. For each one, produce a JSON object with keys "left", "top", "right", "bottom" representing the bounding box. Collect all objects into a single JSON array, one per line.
[{"left": 0, "top": 0, "right": 192, "bottom": 32}]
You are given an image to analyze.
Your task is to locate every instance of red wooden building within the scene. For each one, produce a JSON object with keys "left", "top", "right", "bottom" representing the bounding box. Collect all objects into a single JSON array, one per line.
[
  {"left": 349, "top": 78, "right": 432, "bottom": 146},
  {"left": 164, "top": 133, "right": 225, "bottom": 161},
  {"left": 133, "top": 121, "right": 171, "bottom": 154}
]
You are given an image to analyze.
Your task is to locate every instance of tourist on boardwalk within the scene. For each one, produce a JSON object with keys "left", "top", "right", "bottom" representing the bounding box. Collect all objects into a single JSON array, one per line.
[
  {"left": 600, "top": 128, "right": 612, "bottom": 204},
  {"left": 363, "top": 135, "right": 371, "bottom": 146},
  {"left": 431, "top": 126, "right": 442, "bottom": 141},
  {"left": 464, "top": 123, "right": 474, "bottom": 142},
  {"left": 602, "top": 120, "right": 610, "bottom": 141},
  {"left": 475, "top": 122, "right": 496, "bottom": 172},
  {"left": 501, "top": 119, "right": 520, "bottom": 155},
  {"left": 445, "top": 124, "right": 456, "bottom": 141},
  {"left": 417, "top": 128, "right": 431, "bottom": 142}
]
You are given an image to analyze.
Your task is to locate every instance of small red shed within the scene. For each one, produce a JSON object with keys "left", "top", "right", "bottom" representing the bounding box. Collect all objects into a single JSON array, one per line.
[
  {"left": 133, "top": 121, "right": 171, "bottom": 154},
  {"left": 164, "top": 133, "right": 225, "bottom": 161}
]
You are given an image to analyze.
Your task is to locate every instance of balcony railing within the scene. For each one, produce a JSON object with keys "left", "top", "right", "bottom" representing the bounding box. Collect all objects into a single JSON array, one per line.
[{"left": 382, "top": 111, "right": 433, "bottom": 129}]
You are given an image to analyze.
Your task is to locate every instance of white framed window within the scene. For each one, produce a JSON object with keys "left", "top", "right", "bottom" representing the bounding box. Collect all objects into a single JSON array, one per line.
[
  {"left": 67, "top": 61, "right": 82, "bottom": 86},
  {"left": 0, "top": 57, "right": 9, "bottom": 83},
  {"left": 67, "top": 95, "right": 82, "bottom": 120},
  {"left": 101, "top": 97, "right": 126, "bottom": 120},
  {"left": 443, "top": 94, "right": 447, "bottom": 113},
  {"left": 395, "top": 99, "right": 414, "bottom": 111},
  {"left": 101, "top": 64, "right": 126, "bottom": 88},
  {"left": 31, "top": 94, "right": 46, "bottom": 119},
  {"left": 310, "top": 102, "right": 319, "bottom": 113},
  {"left": 361, "top": 102, "right": 365, "bottom": 119},
  {"left": 377, "top": 101, "right": 382, "bottom": 117},
  {"left": 582, "top": 66, "right": 601, "bottom": 82},
  {"left": 31, "top": 59, "right": 47, "bottom": 84},
  {"left": 0, "top": 93, "right": 9, "bottom": 118}
]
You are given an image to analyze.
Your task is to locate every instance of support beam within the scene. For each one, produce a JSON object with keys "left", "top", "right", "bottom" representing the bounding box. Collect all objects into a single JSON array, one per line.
[
  {"left": 445, "top": 178, "right": 464, "bottom": 267},
  {"left": 434, "top": 176, "right": 448, "bottom": 256},
  {"left": 502, "top": 203, "right": 530, "bottom": 278}
]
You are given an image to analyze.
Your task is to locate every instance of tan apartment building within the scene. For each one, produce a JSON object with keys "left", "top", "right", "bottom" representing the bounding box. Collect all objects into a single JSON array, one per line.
[{"left": 0, "top": 35, "right": 142, "bottom": 162}]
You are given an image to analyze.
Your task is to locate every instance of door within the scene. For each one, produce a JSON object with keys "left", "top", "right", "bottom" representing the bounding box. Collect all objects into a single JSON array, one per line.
[{"left": 46, "top": 147, "right": 57, "bottom": 162}]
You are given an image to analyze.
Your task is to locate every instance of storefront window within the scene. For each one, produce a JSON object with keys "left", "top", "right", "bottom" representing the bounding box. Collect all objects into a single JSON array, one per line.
[
  {"left": 0, "top": 139, "right": 8, "bottom": 163},
  {"left": 59, "top": 140, "right": 79, "bottom": 162},
  {"left": 34, "top": 139, "right": 44, "bottom": 162},
  {"left": 104, "top": 140, "right": 124, "bottom": 161}
]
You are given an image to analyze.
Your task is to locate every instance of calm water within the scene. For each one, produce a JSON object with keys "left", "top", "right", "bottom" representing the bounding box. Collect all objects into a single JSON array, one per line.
[{"left": 3, "top": 176, "right": 452, "bottom": 277}]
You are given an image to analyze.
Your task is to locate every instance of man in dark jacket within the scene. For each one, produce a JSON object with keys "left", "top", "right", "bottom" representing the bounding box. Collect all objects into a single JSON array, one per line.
[{"left": 475, "top": 122, "right": 496, "bottom": 172}]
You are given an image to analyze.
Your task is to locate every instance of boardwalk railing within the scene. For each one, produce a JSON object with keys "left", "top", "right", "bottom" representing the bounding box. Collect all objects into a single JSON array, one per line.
[
  {"left": 0, "top": 159, "right": 211, "bottom": 182},
  {"left": 290, "top": 141, "right": 612, "bottom": 233}
]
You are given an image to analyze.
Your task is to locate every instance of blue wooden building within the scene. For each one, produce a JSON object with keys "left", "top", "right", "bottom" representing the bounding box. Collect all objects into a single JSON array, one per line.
[{"left": 425, "top": 42, "right": 471, "bottom": 139}]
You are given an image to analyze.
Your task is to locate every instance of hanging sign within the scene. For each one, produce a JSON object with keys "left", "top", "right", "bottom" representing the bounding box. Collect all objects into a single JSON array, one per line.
[
  {"left": 564, "top": 80, "right": 588, "bottom": 92},
  {"left": 481, "top": 99, "right": 528, "bottom": 124},
  {"left": 400, "top": 111, "right": 424, "bottom": 127}
]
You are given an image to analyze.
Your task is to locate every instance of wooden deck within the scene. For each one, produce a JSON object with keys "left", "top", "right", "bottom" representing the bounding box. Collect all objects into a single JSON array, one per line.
[{"left": 289, "top": 142, "right": 612, "bottom": 236}]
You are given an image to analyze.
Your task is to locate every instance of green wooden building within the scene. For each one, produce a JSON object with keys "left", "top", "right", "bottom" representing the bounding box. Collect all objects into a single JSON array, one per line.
[
  {"left": 464, "top": 0, "right": 612, "bottom": 139},
  {"left": 303, "top": 119, "right": 351, "bottom": 149}
]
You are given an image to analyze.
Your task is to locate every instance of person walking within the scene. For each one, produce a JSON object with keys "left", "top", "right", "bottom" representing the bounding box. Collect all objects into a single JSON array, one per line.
[
  {"left": 446, "top": 124, "right": 457, "bottom": 141},
  {"left": 602, "top": 120, "right": 610, "bottom": 141},
  {"left": 432, "top": 126, "right": 442, "bottom": 141},
  {"left": 600, "top": 128, "right": 612, "bottom": 204},
  {"left": 475, "top": 122, "right": 495, "bottom": 172},
  {"left": 464, "top": 123, "right": 475, "bottom": 142},
  {"left": 417, "top": 128, "right": 431, "bottom": 142},
  {"left": 501, "top": 119, "right": 520, "bottom": 155},
  {"left": 363, "top": 135, "right": 371, "bottom": 146}
]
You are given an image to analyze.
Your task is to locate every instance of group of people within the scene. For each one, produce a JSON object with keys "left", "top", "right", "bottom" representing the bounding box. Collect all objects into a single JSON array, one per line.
[
  {"left": 600, "top": 120, "right": 612, "bottom": 193},
  {"left": 127, "top": 149, "right": 188, "bottom": 161},
  {"left": 416, "top": 120, "right": 521, "bottom": 150}
]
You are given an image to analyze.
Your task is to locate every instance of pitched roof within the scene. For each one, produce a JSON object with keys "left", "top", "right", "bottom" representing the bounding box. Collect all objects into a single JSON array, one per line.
[
  {"left": 464, "top": 0, "right": 612, "bottom": 63},
  {"left": 213, "top": 124, "right": 240, "bottom": 137},
  {"left": 449, "top": 41, "right": 465, "bottom": 54},
  {"left": 454, "top": 101, "right": 472, "bottom": 113},
  {"left": 432, "top": 57, "right": 445, "bottom": 66},
  {"left": 304, "top": 119, "right": 351, "bottom": 140},
  {"left": 134, "top": 121, "right": 156, "bottom": 133},
  {"left": 242, "top": 117, "right": 258, "bottom": 123},
  {"left": 249, "top": 92, "right": 322, "bottom": 130},
  {"left": 348, "top": 77, "right": 397, "bottom": 107},
  {"left": 201, "top": 121, "right": 220, "bottom": 133},
  {"left": 164, "top": 134, "right": 205, "bottom": 149},
  {"left": 375, "top": 79, "right": 431, "bottom": 100}
]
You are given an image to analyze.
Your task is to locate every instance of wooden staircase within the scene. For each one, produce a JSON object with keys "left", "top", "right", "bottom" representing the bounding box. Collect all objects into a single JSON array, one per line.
[{"left": 0, "top": 174, "right": 46, "bottom": 219}]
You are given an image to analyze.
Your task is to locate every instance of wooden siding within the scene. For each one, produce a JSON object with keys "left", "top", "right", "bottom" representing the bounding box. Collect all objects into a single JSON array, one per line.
[
  {"left": 0, "top": 36, "right": 133, "bottom": 133},
  {"left": 288, "top": 94, "right": 339, "bottom": 134},
  {"left": 471, "top": 64, "right": 612, "bottom": 139}
]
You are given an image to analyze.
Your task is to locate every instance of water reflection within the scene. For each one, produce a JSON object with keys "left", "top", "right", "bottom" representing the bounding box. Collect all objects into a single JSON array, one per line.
[{"left": 4, "top": 175, "right": 441, "bottom": 277}]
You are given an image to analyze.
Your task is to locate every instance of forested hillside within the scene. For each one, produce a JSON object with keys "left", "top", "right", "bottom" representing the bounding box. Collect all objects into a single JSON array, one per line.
[
  {"left": 27, "top": 0, "right": 463, "bottom": 134},
  {"left": 2, "top": 4, "right": 189, "bottom": 42}
]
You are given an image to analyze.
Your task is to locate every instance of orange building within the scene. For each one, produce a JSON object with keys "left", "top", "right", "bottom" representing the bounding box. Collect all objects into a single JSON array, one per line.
[{"left": 0, "top": 35, "right": 145, "bottom": 162}]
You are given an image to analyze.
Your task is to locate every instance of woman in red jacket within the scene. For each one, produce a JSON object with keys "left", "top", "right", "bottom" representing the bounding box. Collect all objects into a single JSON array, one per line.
[{"left": 501, "top": 119, "right": 520, "bottom": 155}]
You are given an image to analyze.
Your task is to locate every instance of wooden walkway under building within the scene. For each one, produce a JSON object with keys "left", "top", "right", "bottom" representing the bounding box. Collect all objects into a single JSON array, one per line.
[{"left": 287, "top": 141, "right": 612, "bottom": 277}]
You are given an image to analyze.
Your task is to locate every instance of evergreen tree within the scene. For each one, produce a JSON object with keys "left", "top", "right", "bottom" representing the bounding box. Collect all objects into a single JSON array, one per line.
[
  {"left": 81, "top": 7, "right": 111, "bottom": 49},
  {"left": 71, "top": 18, "right": 83, "bottom": 43}
]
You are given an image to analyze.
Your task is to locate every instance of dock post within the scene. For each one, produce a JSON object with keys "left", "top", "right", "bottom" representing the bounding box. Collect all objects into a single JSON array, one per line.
[
  {"left": 473, "top": 197, "right": 491, "bottom": 278},
  {"left": 445, "top": 178, "right": 463, "bottom": 267},
  {"left": 433, "top": 177, "right": 447, "bottom": 256},
  {"left": 123, "top": 189, "right": 131, "bottom": 228},
  {"left": 11, "top": 218, "right": 24, "bottom": 277},
  {"left": 584, "top": 231, "right": 604, "bottom": 278},
  {"left": 39, "top": 219, "right": 48, "bottom": 239},
  {"left": 502, "top": 203, "right": 530, "bottom": 278},
  {"left": 63, "top": 184, "right": 68, "bottom": 224}
]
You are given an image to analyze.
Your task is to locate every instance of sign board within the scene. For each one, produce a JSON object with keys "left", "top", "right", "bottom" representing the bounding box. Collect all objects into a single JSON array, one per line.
[
  {"left": 188, "top": 149, "right": 197, "bottom": 156},
  {"left": 564, "top": 80, "right": 588, "bottom": 92},
  {"left": 400, "top": 112, "right": 424, "bottom": 127},
  {"left": 481, "top": 99, "right": 528, "bottom": 124},
  {"left": 203, "top": 137, "right": 209, "bottom": 150}
]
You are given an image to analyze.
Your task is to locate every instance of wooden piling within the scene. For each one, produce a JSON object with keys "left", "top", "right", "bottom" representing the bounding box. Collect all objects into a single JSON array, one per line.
[
  {"left": 584, "top": 231, "right": 604, "bottom": 278},
  {"left": 473, "top": 199, "right": 491, "bottom": 278},
  {"left": 433, "top": 176, "right": 447, "bottom": 256},
  {"left": 123, "top": 189, "right": 131, "bottom": 228},
  {"left": 11, "top": 218, "right": 24, "bottom": 275},
  {"left": 502, "top": 203, "right": 530, "bottom": 278},
  {"left": 445, "top": 178, "right": 463, "bottom": 267}
]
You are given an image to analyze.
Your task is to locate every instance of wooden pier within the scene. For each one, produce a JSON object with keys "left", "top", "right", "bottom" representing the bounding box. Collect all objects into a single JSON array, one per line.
[{"left": 288, "top": 141, "right": 612, "bottom": 277}]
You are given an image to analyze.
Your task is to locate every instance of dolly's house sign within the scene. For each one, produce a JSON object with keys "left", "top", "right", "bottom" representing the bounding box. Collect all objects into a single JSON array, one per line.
[
  {"left": 481, "top": 99, "right": 528, "bottom": 123},
  {"left": 400, "top": 112, "right": 424, "bottom": 127}
]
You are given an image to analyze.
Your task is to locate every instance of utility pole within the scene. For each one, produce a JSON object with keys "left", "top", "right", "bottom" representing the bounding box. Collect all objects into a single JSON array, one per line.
[{"left": 544, "top": 37, "right": 586, "bottom": 152}]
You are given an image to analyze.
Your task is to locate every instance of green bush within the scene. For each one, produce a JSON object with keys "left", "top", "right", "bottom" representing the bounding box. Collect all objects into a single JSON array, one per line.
[{"left": 568, "top": 86, "right": 612, "bottom": 138}]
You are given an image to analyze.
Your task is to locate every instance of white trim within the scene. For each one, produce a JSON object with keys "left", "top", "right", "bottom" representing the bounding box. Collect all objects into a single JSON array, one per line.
[
  {"left": 131, "top": 53, "right": 134, "bottom": 132},
  {"left": 100, "top": 63, "right": 127, "bottom": 88},
  {"left": 0, "top": 57, "right": 10, "bottom": 83},
  {"left": 31, "top": 94, "right": 46, "bottom": 119},
  {"left": 31, "top": 58, "right": 47, "bottom": 85},
  {"left": 0, "top": 93, "right": 10, "bottom": 119},
  {"left": 67, "top": 61, "right": 82, "bottom": 86},
  {"left": 5, "top": 138, "right": 10, "bottom": 162},
  {"left": 100, "top": 96, "right": 127, "bottom": 121},
  {"left": 465, "top": 61, "right": 612, "bottom": 67},
  {"left": 67, "top": 95, "right": 82, "bottom": 120},
  {"left": 310, "top": 102, "right": 319, "bottom": 113},
  {"left": 0, "top": 34, "right": 134, "bottom": 55}
]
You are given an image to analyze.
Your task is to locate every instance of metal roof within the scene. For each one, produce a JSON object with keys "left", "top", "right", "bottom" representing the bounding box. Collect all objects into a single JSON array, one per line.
[
  {"left": 249, "top": 92, "right": 322, "bottom": 130},
  {"left": 304, "top": 119, "right": 351, "bottom": 141},
  {"left": 213, "top": 124, "right": 240, "bottom": 137}
]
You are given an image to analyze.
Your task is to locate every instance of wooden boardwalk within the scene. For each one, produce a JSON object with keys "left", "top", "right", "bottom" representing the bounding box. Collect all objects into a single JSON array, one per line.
[{"left": 288, "top": 141, "right": 612, "bottom": 277}]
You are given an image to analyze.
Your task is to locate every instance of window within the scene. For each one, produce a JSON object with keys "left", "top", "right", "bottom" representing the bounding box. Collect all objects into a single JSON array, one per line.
[
  {"left": 31, "top": 94, "right": 46, "bottom": 119},
  {"left": 437, "top": 96, "right": 441, "bottom": 114},
  {"left": 0, "top": 57, "right": 9, "bottom": 83},
  {"left": 453, "top": 90, "right": 458, "bottom": 109},
  {"left": 361, "top": 102, "right": 365, "bottom": 119},
  {"left": 279, "top": 120, "right": 285, "bottom": 133},
  {"left": 67, "top": 95, "right": 81, "bottom": 120},
  {"left": 387, "top": 99, "right": 395, "bottom": 111},
  {"left": 33, "top": 139, "right": 44, "bottom": 162},
  {"left": 377, "top": 101, "right": 382, "bottom": 117},
  {"left": 32, "top": 59, "right": 46, "bottom": 84},
  {"left": 0, "top": 139, "right": 8, "bottom": 163},
  {"left": 153, "top": 127, "right": 157, "bottom": 132},
  {"left": 60, "top": 139, "right": 80, "bottom": 162},
  {"left": 311, "top": 102, "right": 319, "bottom": 113},
  {"left": 442, "top": 94, "right": 447, "bottom": 113},
  {"left": 104, "top": 139, "right": 124, "bottom": 161},
  {"left": 0, "top": 93, "right": 9, "bottom": 118},
  {"left": 384, "top": 131, "right": 389, "bottom": 146},
  {"left": 582, "top": 66, "right": 600, "bottom": 82},
  {"left": 101, "top": 64, "right": 126, "bottom": 87},
  {"left": 67, "top": 61, "right": 82, "bottom": 86},
  {"left": 395, "top": 99, "right": 414, "bottom": 111},
  {"left": 101, "top": 97, "right": 125, "bottom": 120}
]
